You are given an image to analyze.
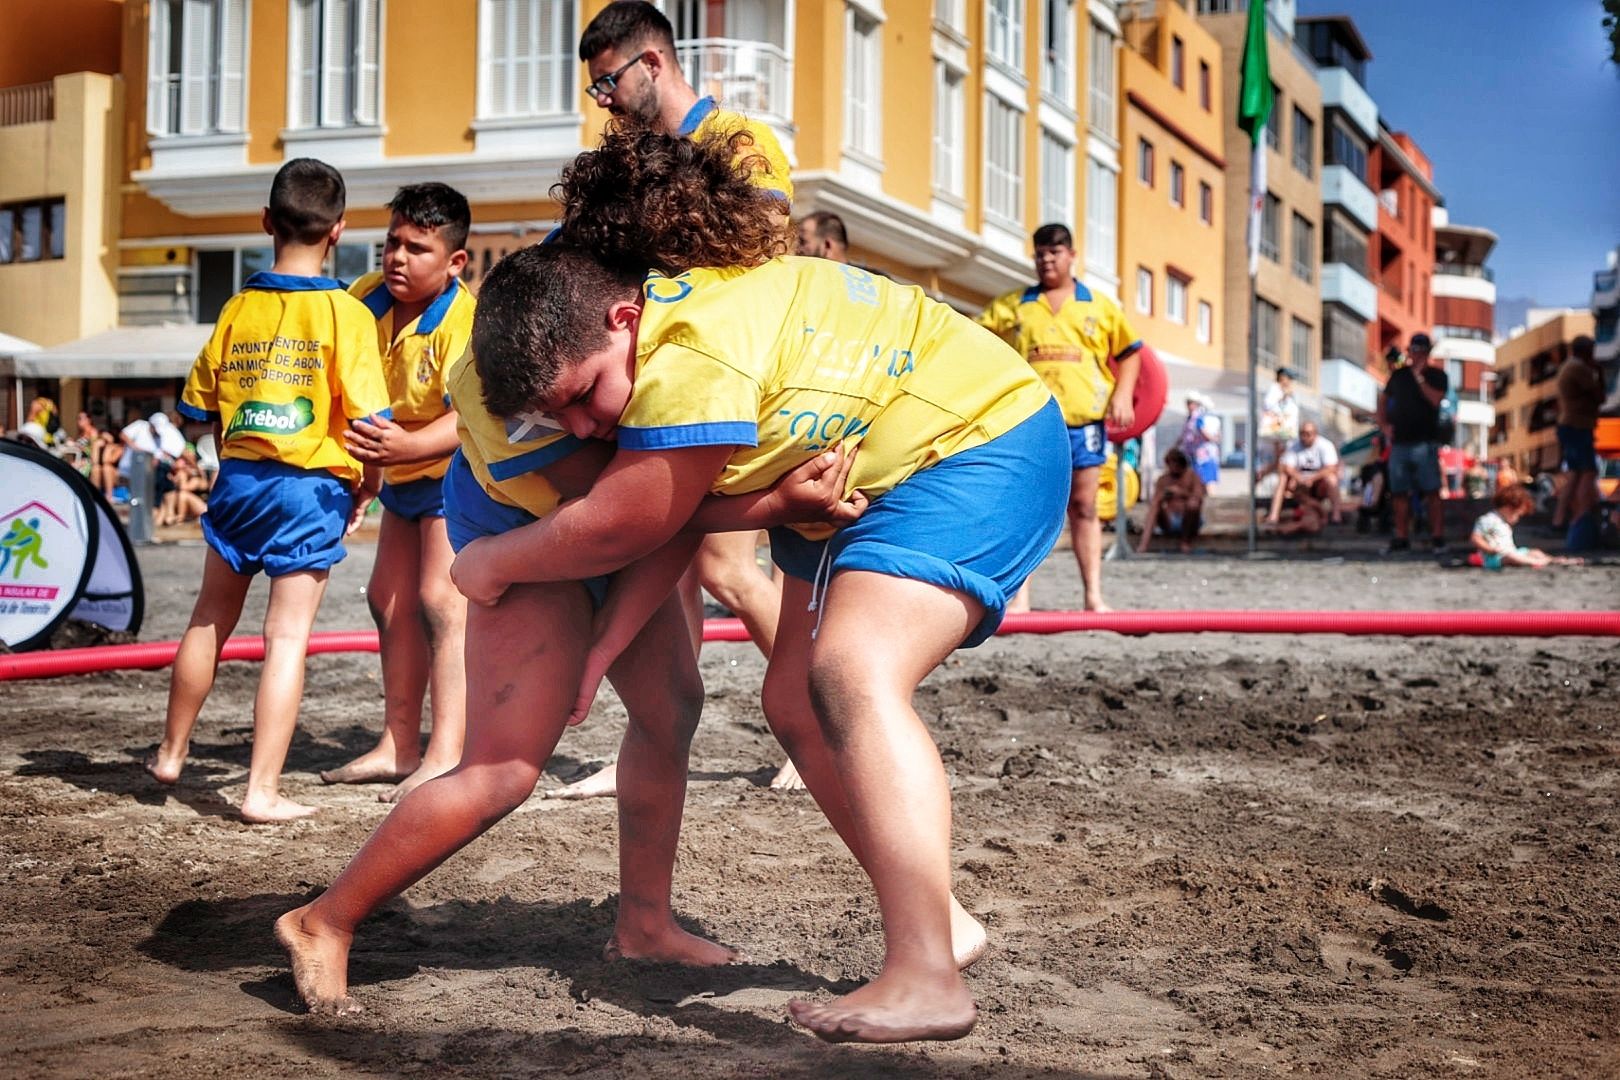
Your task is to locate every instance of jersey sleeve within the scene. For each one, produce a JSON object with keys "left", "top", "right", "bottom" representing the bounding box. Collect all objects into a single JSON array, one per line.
[
  {"left": 332, "top": 302, "right": 391, "bottom": 420},
  {"left": 178, "top": 322, "right": 226, "bottom": 422},
  {"left": 616, "top": 344, "right": 762, "bottom": 451},
  {"left": 1110, "top": 304, "right": 1143, "bottom": 360},
  {"left": 974, "top": 292, "right": 1020, "bottom": 340}
]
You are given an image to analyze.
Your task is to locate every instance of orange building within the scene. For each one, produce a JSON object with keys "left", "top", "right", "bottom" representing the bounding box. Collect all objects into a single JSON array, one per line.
[{"left": 1368, "top": 124, "right": 1438, "bottom": 372}]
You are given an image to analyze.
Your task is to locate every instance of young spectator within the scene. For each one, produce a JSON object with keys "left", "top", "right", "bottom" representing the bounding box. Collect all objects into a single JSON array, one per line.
[
  {"left": 146, "top": 158, "right": 389, "bottom": 823},
  {"left": 26, "top": 396, "right": 59, "bottom": 446},
  {"left": 1179, "top": 391, "right": 1221, "bottom": 486},
  {"left": 1471, "top": 486, "right": 1582, "bottom": 568},
  {"left": 1266, "top": 420, "right": 1342, "bottom": 526},
  {"left": 1138, "top": 447, "right": 1206, "bottom": 553},
  {"left": 1259, "top": 368, "right": 1300, "bottom": 477}
]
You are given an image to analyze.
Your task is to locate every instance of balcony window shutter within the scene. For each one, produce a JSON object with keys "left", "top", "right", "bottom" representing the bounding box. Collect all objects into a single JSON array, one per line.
[
  {"left": 354, "top": 0, "right": 380, "bottom": 124},
  {"left": 538, "top": 0, "right": 567, "bottom": 115},
  {"left": 484, "top": 0, "right": 511, "bottom": 116},
  {"left": 218, "top": 0, "right": 248, "bottom": 132},
  {"left": 513, "top": 0, "right": 536, "bottom": 115},
  {"left": 147, "top": 0, "right": 173, "bottom": 134},
  {"left": 290, "top": 0, "right": 319, "bottom": 128},
  {"left": 179, "top": 0, "right": 213, "bottom": 134},
  {"left": 321, "top": 0, "right": 351, "bottom": 126}
]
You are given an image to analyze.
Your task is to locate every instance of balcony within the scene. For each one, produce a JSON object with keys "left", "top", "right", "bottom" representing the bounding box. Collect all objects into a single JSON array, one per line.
[
  {"left": 1322, "top": 164, "right": 1376, "bottom": 230},
  {"left": 1436, "top": 263, "right": 1494, "bottom": 282},
  {"left": 1319, "top": 356, "right": 1379, "bottom": 413},
  {"left": 1431, "top": 333, "right": 1494, "bottom": 366},
  {"left": 1321, "top": 262, "right": 1378, "bottom": 322},
  {"left": 677, "top": 39, "right": 793, "bottom": 134},
  {"left": 1377, "top": 188, "right": 1399, "bottom": 218},
  {"left": 1317, "top": 67, "right": 1377, "bottom": 140},
  {"left": 0, "top": 81, "right": 53, "bottom": 127},
  {"left": 1431, "top": 263, "right": 1496, "bottom": 305}
]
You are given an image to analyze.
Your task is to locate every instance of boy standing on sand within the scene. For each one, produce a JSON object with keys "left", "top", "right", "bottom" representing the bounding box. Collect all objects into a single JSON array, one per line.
[
  {"left": 147, "top": 158, "right": 389, "bottom": 823},
  {"left": 322, "top": 183, "right": 475, "bottom": 803}
]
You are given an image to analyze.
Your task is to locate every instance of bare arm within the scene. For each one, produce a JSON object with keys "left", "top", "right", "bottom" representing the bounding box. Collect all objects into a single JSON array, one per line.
[{"left": 686, "top": 444, "right": 866, "bottom": 533}]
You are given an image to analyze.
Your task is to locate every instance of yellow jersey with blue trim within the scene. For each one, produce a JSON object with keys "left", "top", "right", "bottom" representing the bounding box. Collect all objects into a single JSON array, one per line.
[
  {"left": 976, "top": 280, "right": 1141, "bottom": 427},
  {"left": 179, "top": 272, "right": 389, "bottom": 487},
  {"left": 445, "top": 346, "right": 582, "bottom": 518},
  {"left": 679, "top": 96, "right": 793, "bottom": 203},
  {"left": 618, "top": 257, "right": 1052, "bottom": 539},
  {"left": 349, "top": 271, "right": 475, "bottom": 485}
]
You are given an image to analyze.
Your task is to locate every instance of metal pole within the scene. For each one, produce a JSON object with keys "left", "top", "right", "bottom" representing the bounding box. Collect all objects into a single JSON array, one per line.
[
  {"left": 1107, "top": 447, "right": 1132, "bottom": 560},
  {"left": 127, "top": 450, "right": 154, "bottom": 545},
  {"left": 1246, "top": 286, "right": 1259, "bottom": 555}
]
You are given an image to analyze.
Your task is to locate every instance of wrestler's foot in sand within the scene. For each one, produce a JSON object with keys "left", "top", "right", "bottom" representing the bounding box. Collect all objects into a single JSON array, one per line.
[
  {"left": 950, "top": 896, "right": 988, "bottom": 970},
  {"left": 1083, "top": 598, "right": 1113, "bottom": 614},
  {"left": 380, "top": 757, "right": 457, "bottom": 803},
  {"left": 275, "top": 907, "right": 361, "bottom": 1016},
  {"left": 788, "top": 972, "right": 977, "bottom": 1044},
  {"left": 604, "top": 921, "right": 737, "bottom": 967},
  {"left": 240, "top": 791, "right": 319, "bottom": 824},
  {"left": 319, "top": 746, "right": 418, "bottom": 786},
  {"left": 543, "top": 760, "right": 618, "bottom": 800},
  {"left": 769, "top": 758, "right": 805, "bottom": 791},
  {"left": 144, "top": 742, "right": 187, "bottom": 785}
]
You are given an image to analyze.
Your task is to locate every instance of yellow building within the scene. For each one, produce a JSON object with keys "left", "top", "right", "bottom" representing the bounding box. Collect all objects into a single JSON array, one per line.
[
  {"left": 1491, "top": 310, "right": 1594, "bottom": 476},
  {"left": 1118, "top": 0, "right": 1225, "bottom": 377}
]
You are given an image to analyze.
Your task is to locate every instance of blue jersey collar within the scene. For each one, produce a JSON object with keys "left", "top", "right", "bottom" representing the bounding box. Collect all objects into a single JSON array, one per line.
[
  {"left": 1020, "top": 279, "right": 1092, "bottom": 304},
  {"left": 677, "top": 96, "right": 719, "bottom": 137},
  {"left": 359, "top": 276, "right": 462, "bottom": 334},
  {"left": 244, "top": 271, "right": 346, "bottom": 292}
]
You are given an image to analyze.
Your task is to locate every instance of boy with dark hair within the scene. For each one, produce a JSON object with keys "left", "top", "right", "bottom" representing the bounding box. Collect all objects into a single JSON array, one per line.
[
  {"left": 322, "top": 182, "right": 476, "bottom": 802},
  {"left": 148, "top": 157, "right": 389, "bottom": 823}
]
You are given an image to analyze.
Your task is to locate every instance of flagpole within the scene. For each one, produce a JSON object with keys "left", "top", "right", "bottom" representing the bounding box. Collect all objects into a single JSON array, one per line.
[
  {"left": 1236, "top": 0, "right": 1272, "bottom": 558},
  {"left": 1246, "top": 278, "right": 1259, "bottom": 556}
]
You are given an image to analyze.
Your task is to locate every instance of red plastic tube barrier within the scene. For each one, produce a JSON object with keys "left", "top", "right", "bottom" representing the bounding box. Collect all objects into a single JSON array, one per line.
[{"left": 3, "top": 611, "right": 1615, "bottom": 681}]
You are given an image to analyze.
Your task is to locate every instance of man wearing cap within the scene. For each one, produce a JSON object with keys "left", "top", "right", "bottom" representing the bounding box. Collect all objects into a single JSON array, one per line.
[{"left": 1377, "top": 332, "right": 1448, "bottom": 553}]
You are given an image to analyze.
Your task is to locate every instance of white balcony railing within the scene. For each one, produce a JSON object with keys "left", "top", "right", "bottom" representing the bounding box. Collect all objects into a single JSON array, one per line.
[{"left": 677, "top": 39, "right": 792, "bottom": 130}]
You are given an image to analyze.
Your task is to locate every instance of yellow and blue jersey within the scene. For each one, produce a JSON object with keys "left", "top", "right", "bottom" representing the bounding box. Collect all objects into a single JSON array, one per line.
[
  {"left": 617, "top": 257, "right": 1051, "bottom": 539},
  {"left": 680, "top": 96, "right": 793, "bottom": 203},
  {"left": 179, "top": 271, "right": 390, "bottom": 487},
  {"left": 349, "top": 271, "right": 474, "bottom": 485},
  {"left": 976, "top": 280, "right": 1141, "bottom": 426},
  {"left": 445, "top": 347, "right": 582, "bottom": 518}
]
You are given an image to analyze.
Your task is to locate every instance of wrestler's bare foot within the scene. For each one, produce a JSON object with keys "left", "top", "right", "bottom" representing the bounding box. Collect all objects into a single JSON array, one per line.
[
  {"left": 769, "top": 758, "right": 805, "bottom": 791},
  {"left": 788, "top": 970, "right": 977, "bottom": 1044},
  {"left": 144, "top": 742, "right": 186, "bottom": 785},
  {"left": 950, "top": 896, "right": 988, "bottom": 970},
  {"left": 239, "top": 791, "right": 319, "bottom": 824},
  {"left": 1083, "top": 598, "right": 1113, "bottom": 614},
  {"left": 380, "top": 757, "right": 456, "bottom": 803},
  {"left": 275, "top": 907, "right": 361, "bottom": 1016},
  {"left": 604, "top": 922, "right": 737, "bottom": 967},
  {"left": 543, "top": 760, "right": 618, "bottom": 800},
  {"left": 320, "top": 746, "right": 418, "bottom": 786}
]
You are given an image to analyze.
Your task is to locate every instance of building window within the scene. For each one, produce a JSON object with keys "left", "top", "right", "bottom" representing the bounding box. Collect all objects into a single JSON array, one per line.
[
  {"left": 1291, "top": 105, "right": 1314, "bottom": 177},
  {"left": 1166, "top": 272, "right": 1188, "bottom": 324},
  {"left": 1325, "top": 211, "right": 1368, "bottom": 270},
  {"left": 1199, "top": 180, "right": 1213, "bottom": 225},
  {"left": 1085, "top": 157, "right": 1117, "bottom": 279},
  {"left": 844, "top": 5, "right": 882, "bottom": 159},
  {"left": 1195, "top": 0, "right": 1238, "bottom": 11},
  {"left": 0, "top": 199, "right": 67, "bottom": 264},
  {"left": 147, "top": 0, "right": 249, "bottom": 136},
  {"left": 1198, "top": 59, "right": 1210, "bottom": 111},
  {"left": 1291, "top": 212, "right": 1314, "bottom": 283},
  {"left": 1265, "top": 84, "right": 1281, "bottom": 149},
  {"left": 1256, "top": 297, "right": 1280, "bottom": 369},
  {"left": 1323, "top": 303, "right": 1367, "bottom": 362},
  {"left": 933, "top": 60, "right": 965, "bottom": 197},
  {"left": 987, "top": 0, "right": 1024, "bottom": 72},
  {"left": 1170, "top": 34, "right": 1184, "bottom": 89},
  {"left": 1260, "top": 193, "right": 1280, "bottom": 262},
  {"left": 1039, "top": 130, "right": 1075, "bottom": 227},
  {"left": 289, "top": 0, "right": 382, "bottom": 129},
  {"left": 478, "top": 0, "right": 575, "bottom": 119},
  {"left": 934, "top": 0, "right": 964, "bottom": 33},
  {"left": 1290, "top": 316, "right": 1312, "bottom": 376},
  {"left": 1042, "top": 0, "right": 1075, "bottom": 108},
  {"left": 984, "top": 93, "right": 1024, "bottom": 224},
  {"left": 1169, "top": 160, "right": 1185, "bottom": 207},
  {"left": 1137, "top": 137, "right": 1154, "bottom": 186},
  {"left": 1136, "top": 267, "right": 1153, "bottom": 315},
  {"left": 1328, "top": 119, "right": 1368, "bottom": 179},
  {"left": 1196, "top": 299, "right": 1213, "bottom": 343},
  {"left": 1088, "top": 21, "right": 1116, "bottom": 139}
]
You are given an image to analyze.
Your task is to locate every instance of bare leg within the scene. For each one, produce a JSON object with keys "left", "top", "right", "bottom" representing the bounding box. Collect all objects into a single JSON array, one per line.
[
  {"left": 1424, "top": 490, "right": 1446, "bottom": 544},
  {"left": 147, "top": 549, "right": 251, "bottom": 783},
  {"left": 277, "top": 581, "right": 591, "bottom": 1013},
  {"left": 1003, "top": 580, "right": 1032, "bottom": 614},
  {"left": 238, "top": 569, "right": 329, "bottom": 823},
  {"left": 1266, "top": 469, "right": 1294, "bottom": 524},
  {"left": 323, "top": 511, "right": 427, "bottom": 787},
  {"left": 695, "top": 531, "right": 781, "bottom": 656},
  {"left": 1391, "top": 489, "right": 1412, "bottom": 542},
  {"left": 786, "top": 571, "right": 980, "bottom": 1043},
  {"left": 1068, "top": 467, "right": 1109, "bottom": 612}
]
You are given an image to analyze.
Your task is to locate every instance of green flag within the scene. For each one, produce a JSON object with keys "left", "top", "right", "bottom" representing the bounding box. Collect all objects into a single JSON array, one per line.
[{"left": 1237, "top": 0, "right": 1273, "bottom": 144}]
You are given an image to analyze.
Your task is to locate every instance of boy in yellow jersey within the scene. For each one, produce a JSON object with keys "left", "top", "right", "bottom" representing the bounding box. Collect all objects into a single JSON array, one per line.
[
  {"left": 553, "top": 0, "right": 797, "bottom": 800},
  {"left": 320, "top": 183, "right": 474, "bottom": 803},
  {"left": 977, "top": 223, "right": 1142, "bottom": 612},
  {"left": 147, "top": 158, "right": 388, "bottom": 824}
]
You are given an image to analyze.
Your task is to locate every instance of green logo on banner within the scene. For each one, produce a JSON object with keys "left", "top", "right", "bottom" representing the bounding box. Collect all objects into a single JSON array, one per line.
[{"left": 227, "top": 397, "right": 315, "bottom": 438}]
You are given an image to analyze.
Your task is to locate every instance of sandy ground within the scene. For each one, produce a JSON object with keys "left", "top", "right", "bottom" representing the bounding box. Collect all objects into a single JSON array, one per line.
[{"left": 2, "top": 538, "right": 1618, "bottom": 1079}]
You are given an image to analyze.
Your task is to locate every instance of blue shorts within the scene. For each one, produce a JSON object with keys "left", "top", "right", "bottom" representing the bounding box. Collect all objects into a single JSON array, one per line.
[
  {"left": 378, "top": 475, "right": 447, "bottom": 520},
  {"left": 442, "top": 451, "right": 608, "bottom": 608},
  {"left": 1067, "top": 421, "right": 1109, "bottom": 471},
  {"left": 1557, "top": 425, "right": 1598, "bottom": 473},
  {"left": 201, "top": 459, "right": 350, "bottom": 577},
  {"left": 770, "top": 398, "right": 1068, "bottom": 648},
  {"left": 1387, "top": 441, "right": 1441, "bottom": 495}
]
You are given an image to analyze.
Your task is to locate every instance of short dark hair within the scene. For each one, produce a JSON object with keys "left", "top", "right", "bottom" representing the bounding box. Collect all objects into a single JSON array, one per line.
[
  {"left": 1032, "top": 223, "right": 1073, "bottom": 249},
  {"left": 579, "top": 1, "right": 674, "bottom": 62},
  {"left": 1164, "top": 447, "right": 1189, "bottom": 468},
  {"left": 472, "top": 244, "right": 643, "bottom": 419},
  {"left": 1572, "top": 335, "right": 1595, "bottom": 361},
  {"left": 267, "top": 158, "right": 346, "bottom": 245},
  {"left": 802, "top": 210, "right": 847, "bottom": 249},
  {"left": 387, "top": 182, "right": 471, "bottom": 254}
]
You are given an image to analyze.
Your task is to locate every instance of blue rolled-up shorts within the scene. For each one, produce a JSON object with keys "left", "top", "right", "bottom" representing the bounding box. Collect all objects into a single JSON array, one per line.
[
  {"left": 770, "top": 398, "right": 1068, "bottom": 648},
  {"left": 378, "top": 474, "right": 447, "bottom": 520},
  {"left": 201, "top": 458, "right": 351, "bottom": 577},
  {"left": 1067, "top": 420, "right": 1109, "bottom": 470},
  {"left": 1557, "top": 424, "right": 1598, "bottom": 473},
  {"left": 442, "top": 450, "right": 608, "bottom": 608},
  {"left": 1387, "top": 440, "right": 1441, "bottom": 495}
]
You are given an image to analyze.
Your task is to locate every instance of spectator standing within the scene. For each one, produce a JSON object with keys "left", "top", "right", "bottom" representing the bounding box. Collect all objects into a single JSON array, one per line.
[
  {"left": 1138, "top": 447, "right": 1206, "bottom": 553},
  {"left": 796, "top": 211, "right": 848, "bottom": 262},
  {"left": 1179, "top": 391, "right": 1222, "bottom": 486},
  {"left": 1552, "top": 334, "right": 1604, "bottom": 551},
  {"left": 1378, "top": 332, "right": 1448, "bottom": 553},
  {"left": 1259, "top": 368, "right": 1300, "bottom": 476},
  {"left": 1266, "top": 420, "right": 1342, "bottom": 526}
]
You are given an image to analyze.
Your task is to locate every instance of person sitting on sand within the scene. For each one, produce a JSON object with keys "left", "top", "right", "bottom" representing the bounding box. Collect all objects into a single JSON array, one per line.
[
  {"left": 1138, "top": 447, "right": 1205, "bottom": 554},
  {"left": 1470, "top": 486, "right": 1583, "bottom": 569}
]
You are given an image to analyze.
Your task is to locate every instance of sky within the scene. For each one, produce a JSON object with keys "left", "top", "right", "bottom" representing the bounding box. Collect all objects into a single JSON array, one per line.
[{"left": 1294, "top": 0, "right": 1620, "bottom": 308}]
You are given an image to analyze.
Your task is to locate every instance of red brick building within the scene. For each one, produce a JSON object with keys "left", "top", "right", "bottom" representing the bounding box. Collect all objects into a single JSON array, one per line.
[{"left": 1369, "top": 125, "right": 1438, "bottom": 374}]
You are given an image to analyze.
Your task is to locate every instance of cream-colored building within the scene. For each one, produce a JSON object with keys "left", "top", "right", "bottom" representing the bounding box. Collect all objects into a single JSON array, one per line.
[{"left": 1492, "top": 309, "right": 1594, "bottom": 476}]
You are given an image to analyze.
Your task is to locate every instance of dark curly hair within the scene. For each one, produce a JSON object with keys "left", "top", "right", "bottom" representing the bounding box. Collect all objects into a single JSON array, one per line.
[{"left": 551, "top": 124, "right": 787, "bottom": 273}]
